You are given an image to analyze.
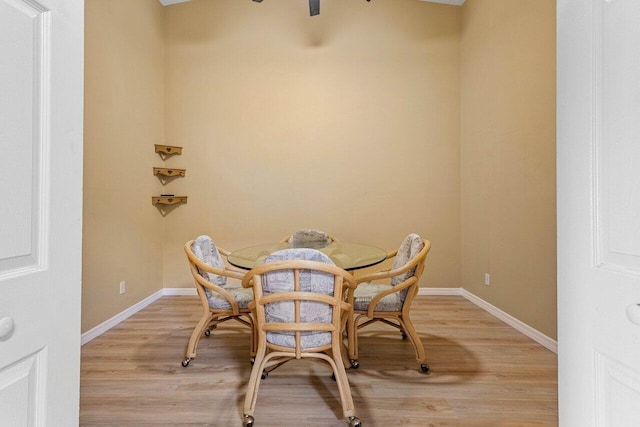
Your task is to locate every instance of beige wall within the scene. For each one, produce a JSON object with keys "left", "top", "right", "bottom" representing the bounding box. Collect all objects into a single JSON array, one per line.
[
  {"left": 162, "top": 0, "right": 462, "bottom": 289},
  {"left": 460, "top": 0, "right": 557, "bottom": 338},
  {"left": 83, "top": 0, "right": 165, "bottom": 332}
]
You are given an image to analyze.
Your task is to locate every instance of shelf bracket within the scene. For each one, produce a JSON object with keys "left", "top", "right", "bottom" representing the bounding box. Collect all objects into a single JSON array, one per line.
[
  {"left": 152, "top": 196, "right": 187, "bottom": 216},
  {"left": 154, "top": 144, "right": 183, "bottom": 160},
  {"left": 153, "top": 167, "right": 186, "bottom": 185}
]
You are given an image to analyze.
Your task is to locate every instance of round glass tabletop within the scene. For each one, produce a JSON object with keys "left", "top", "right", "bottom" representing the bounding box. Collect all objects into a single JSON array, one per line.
[{"left": 228, "top": 241, "right": 387, "bottom": 271}]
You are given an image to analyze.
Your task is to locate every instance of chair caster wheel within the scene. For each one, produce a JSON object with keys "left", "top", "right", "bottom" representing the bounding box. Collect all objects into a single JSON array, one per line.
[
  {"left": 401, "top": 333, "right": 408, "bottom": 340},
  {"left": 250, "top": 358, "right": 255, "bottom": 366},
  {"left": 420, "top": 364, "right": 430, "bottom": 373},
  {"left": 331, "top": 373, "right": 336, "bottom": 381},
  {"left": 181, "top": 358, "right": 191, "bottom": 367},
  {"left": 204, "top": 329, "right": 211, "bottom": 337},
  {"left": 261, "top": 370, "right": 268, "bottom": 380},
  {"left": 348, "top": 416, "right": 361, "bottom": 427},
  {"left": 243, "top": 414, "right": 254, "bottom": 427},
  {"left": 349, "top": 359, "right": 359, "bottom": 369}
]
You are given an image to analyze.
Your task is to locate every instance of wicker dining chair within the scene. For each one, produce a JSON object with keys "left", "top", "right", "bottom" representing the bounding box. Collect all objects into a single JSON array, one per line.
[
  {"left": 348, "top": 233, "right": 431, "bottom": 373},
  {"left": 182, "top": 235, "right": 255, "bottom": 367},
  {"left": 241, "top": 248, "right": 361, "bottom": 427}
]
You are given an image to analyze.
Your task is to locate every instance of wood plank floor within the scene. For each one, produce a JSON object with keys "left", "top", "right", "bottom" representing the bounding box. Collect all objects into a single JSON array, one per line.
[{"left": 80, "top": 295, "right": 558, "bottom": 426}]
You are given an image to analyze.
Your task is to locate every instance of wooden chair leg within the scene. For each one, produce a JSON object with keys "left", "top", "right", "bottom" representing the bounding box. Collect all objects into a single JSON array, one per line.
[
  {"left": 398, "top": 314, "right": 429, "bottom": 373},
  {"left": 240, "top": 313, "right": 257, "bottom": 360},
  {"left": 342, "top": 312, "right": 359, "bottom": 369},
  {"left": 250, "top": 317, "right": 257, "bottom": 360},
  {"left": 328, "top": 350, "right": 356, "bottom": 419},
  {"left": 348, "top": 314, "right": 363, "bottom": 369},
  {"left": 183, "top": 311, "right": 214, "bottom": 367},
  {"left": 243, "top": 345, "right": 272, "bottom": 424}
]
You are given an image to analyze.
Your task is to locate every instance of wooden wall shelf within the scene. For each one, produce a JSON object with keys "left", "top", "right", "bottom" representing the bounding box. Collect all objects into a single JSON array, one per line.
[
  {"left": 154, "top": 144, "right": 183, "bottom": 160},
  {"left": 153, "top": 167, "right": 186, "bottom": 185},
  {"left": 152, "top": 196, "right": 187, "bottom": 206},
  {"left": 153, "top": 167, "right": 186, "bottom": 177}
]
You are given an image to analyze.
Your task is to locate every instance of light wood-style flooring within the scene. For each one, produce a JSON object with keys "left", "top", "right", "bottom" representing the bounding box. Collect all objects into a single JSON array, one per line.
[{"left": 80, "top": 295, "right": 558, "bottom": 426}]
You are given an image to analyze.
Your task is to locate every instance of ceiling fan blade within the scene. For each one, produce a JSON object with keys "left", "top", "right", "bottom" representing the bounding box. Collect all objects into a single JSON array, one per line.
[{"left": 309, "top": 0, "right": 320, "bottom": 16}]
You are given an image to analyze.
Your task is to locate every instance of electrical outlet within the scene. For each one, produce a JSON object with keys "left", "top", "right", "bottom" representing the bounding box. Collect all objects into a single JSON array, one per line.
[
  {"left": 119, "top": 281, "right": 126, "bottom": 294},
  {"left": 484, "top": 273, "right": 491, "bottom": 286}
]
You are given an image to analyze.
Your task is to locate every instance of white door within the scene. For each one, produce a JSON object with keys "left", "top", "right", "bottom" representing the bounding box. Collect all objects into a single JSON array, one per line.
[
  {"left": 558, "top": 0, "right": 640, "bottom": 426},
  {"left": 0, "top": 0, "right": 83, "bottom": 425}
]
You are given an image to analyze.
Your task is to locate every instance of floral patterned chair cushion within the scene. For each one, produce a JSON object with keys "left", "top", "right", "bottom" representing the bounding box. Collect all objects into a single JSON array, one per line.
[
  {"left": 288, "top": 229, "right": 332, "bottom": 249},
  {"left": 191, "top": 235, "right": 254, "bottom": 310},
  {"left": 261, "top": 248, "right": 335, "bottom": 349},
  {"left": 205, "top": 285, "right": 254, "bottom": 310},
  {"left": 353, "top": 283, "right": 402, "bottom": 312},
  {"left": 390, "top": 233, "right": 424, "bottom": 303},
  {"left": 191, "top": 235, "right": 227, "bottom": 286},
  {"left": 354, "top": 233, "right": 425, "bottom": 312}
]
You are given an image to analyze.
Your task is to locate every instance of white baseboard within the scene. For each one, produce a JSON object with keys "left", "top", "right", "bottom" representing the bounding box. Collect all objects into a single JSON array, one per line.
[
  {"left": 163, "top": 287, "right": 197, "bottom": 296},
  {"left": 81, "top": 288, "right": 195, "bottom": 345},
  {"left": 83, "top": 286, "right": 557, "bottom": 354},
  {"left": 418, "top": 287, "right": 463, "bottom": 296},
  {"left": 418, "top": 286, "right": 557, "bottom": 354}
]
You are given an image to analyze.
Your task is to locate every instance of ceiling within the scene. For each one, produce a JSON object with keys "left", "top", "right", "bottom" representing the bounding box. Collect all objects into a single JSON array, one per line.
[{"left": 159, "top": 0, "right": 466, "bottom": 7}]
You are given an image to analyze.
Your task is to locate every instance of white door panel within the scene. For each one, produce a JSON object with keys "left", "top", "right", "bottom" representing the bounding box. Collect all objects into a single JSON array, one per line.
[
  {"left": 0, "top": 0, "right": 45, "bottom": 274},
  {"left": 558, "top": 0, "right": 640, "bottom": 426},
  {"left": 0, "top": 0, "right": 83, "bottom": 425},
  {"left": 597, "top": 0, "right": 640, "bottom": 273},
  {"left": 0, "top": 352, "right": 46, "bottom": 427}
]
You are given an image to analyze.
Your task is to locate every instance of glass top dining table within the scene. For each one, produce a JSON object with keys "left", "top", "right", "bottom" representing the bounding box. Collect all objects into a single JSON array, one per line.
[{"left": 227, "top": 241, "right": 388, "bottom": 271}]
